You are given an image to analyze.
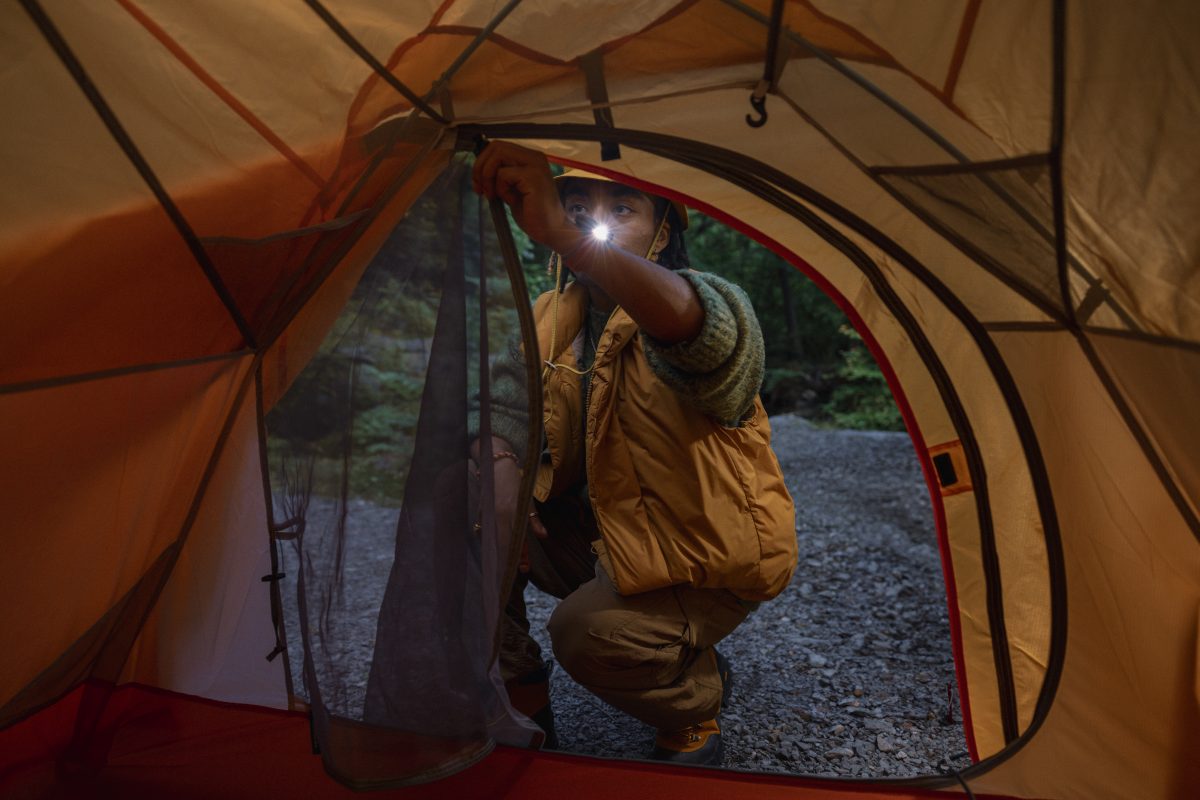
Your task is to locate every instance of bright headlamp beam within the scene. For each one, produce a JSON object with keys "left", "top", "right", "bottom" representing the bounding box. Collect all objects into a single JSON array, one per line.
[{"left": 591, "top": 223, "right": 610, "bottom": 242}]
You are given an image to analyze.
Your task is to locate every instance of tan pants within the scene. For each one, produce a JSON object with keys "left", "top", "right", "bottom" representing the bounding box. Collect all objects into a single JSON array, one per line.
[{"left": 501, "top": 495, "right": 752, "bottom": 731}]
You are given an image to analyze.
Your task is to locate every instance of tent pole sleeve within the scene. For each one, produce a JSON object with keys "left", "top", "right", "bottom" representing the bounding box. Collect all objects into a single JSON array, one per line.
[
  {"left": 20, "top": 0, "right": 257, "bottom": 350},
  {"left": 425, "top": 0, "right": 525, "bottom": 103},
  {"left": 302, "top": 0, "right": 448, "bottom": 124},
  {"left": 1050, "top": 0, "right": 1072, "bottom": 324}
]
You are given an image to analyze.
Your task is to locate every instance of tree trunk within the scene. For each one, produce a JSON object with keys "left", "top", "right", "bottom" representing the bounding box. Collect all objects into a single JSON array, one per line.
[{"left": 777, "top": 264, "right": 802, "bottom": 360}]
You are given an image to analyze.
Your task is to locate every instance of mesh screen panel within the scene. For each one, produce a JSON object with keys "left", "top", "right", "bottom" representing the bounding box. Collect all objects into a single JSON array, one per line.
[
  {"left": 880, "top": 164, "right": 1059, "bottom": 312},
  {"left": 266, "top": 159, "right": 540, "bottom": 787}
]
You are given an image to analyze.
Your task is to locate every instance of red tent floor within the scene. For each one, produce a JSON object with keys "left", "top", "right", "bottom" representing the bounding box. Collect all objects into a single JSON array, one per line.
[{"left": 1, "top": 684, "right": 1022, "bottom": 799}]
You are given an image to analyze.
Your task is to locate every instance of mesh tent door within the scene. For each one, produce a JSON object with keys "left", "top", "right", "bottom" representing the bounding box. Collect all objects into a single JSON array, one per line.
[{"left": 266, "top": 159, "right": 543, "bottom": 788}]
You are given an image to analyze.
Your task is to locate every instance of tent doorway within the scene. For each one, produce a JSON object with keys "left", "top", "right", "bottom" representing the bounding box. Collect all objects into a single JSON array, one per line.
[{"left": 266, "top": 155, "right": 973, "bottom": 783}]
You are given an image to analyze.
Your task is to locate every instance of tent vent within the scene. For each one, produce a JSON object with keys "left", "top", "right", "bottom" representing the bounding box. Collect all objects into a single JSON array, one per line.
[{"left": 929, "top": 440, "right": 972, "bottom": 497}]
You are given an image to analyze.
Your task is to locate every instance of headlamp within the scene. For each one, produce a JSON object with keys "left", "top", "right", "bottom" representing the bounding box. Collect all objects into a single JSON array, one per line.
[{"left": 575, "top": 214, "right": 611, "bottom": 244}]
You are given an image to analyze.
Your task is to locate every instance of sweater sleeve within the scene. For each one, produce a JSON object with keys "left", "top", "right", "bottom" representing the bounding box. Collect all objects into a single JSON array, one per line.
[
  {"left": 467, "top": 336, "right": 534, "bottom": 461},
  {"left": 641, "top": 271, "right": 765, "bottom": 426}
]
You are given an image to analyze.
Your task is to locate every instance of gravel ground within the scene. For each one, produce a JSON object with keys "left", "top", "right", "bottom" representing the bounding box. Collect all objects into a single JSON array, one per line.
[{"left": 280, "top": 414, "right": 969, "bottom": 778}]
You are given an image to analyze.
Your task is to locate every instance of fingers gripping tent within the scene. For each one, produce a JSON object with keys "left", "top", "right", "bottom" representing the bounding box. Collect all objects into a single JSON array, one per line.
[{"left": 1, "top": 1, "right": 1197, "bottom": 798}]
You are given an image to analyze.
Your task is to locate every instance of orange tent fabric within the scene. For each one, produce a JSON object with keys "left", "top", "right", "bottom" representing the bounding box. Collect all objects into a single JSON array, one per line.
[{"left": 2, "top": 2, "right": 1197, "bottom": 798}]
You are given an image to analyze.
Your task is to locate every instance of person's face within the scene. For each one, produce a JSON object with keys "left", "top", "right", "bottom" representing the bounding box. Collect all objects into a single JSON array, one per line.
[{"left": 561, "top": 180, "right": 668, "bottom": 260}]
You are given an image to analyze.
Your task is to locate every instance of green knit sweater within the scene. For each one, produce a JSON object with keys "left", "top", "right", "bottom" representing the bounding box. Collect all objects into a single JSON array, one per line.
[{"left": 473, "top": 270, "right": 765, "bottom": 461}]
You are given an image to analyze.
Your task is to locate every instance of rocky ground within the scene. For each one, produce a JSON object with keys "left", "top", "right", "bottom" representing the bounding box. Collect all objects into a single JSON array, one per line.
[{"left": 280, "top": 414, "right": 969, "bottom": 778}]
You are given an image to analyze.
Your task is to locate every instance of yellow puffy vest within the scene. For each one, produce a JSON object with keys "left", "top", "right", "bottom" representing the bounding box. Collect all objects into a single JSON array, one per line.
[{"left": 532, "top": 283, "right": 797, "bottom": 601}]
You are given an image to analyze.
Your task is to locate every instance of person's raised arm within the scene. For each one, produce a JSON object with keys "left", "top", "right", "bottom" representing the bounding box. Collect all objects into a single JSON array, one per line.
[{"left": 473, "top": 142, "right": 703, "bottom": 345}]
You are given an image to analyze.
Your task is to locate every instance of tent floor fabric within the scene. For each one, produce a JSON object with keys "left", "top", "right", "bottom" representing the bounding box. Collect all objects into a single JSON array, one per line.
[{"left": 0, "top": 684, "right": 1019, "bottom": 800}]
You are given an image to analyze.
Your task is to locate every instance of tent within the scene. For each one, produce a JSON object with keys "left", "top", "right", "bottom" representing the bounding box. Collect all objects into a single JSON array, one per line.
[{"left": 2, "top": 1, "right": 1197, "bottom": 797}]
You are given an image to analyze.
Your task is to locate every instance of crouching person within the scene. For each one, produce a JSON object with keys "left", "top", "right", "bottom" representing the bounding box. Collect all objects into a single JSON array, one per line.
[{"left": 469, "top": 142, "right": 797, "bottom": 765}]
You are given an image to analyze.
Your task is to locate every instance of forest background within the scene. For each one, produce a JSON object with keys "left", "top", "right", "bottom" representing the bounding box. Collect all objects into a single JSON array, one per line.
[{"left": 268, "top": 168, "right": 903, "bottom": 504}]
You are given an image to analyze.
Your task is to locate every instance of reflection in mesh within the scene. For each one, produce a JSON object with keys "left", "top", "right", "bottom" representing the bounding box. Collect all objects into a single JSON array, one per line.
[{"left": 266, "top": 159, "right": 539, "bottom": 787}]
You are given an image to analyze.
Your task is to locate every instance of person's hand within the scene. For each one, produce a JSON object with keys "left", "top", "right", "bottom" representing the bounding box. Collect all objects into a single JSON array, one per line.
[
  {"left": 470, "top": 436, "right": 547, "bottom": 574},
  {"left": 490, "top": 459, "right": 549, "bottom": 575},
  {"left": 472, "top": 142, "right": 581, "bottom": 255},
  {"left": 518, "top": 501, "right": 548, "bottom": 575}
]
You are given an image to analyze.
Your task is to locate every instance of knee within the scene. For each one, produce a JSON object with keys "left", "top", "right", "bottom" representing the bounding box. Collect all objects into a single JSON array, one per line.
[{"left": 547, "top": 593, "right": 619, "bottom": 686}]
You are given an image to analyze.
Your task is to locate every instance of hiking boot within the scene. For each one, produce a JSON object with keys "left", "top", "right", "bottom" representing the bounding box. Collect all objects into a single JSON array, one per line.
[
  {"left": 648, "top": 649, "right": 733, "bottom": 766},
  {"left": 505, "top": 661, "right": 559, "bottom": 750},
  {"left": 649, "top": 718, "right": 724, "bottom": 765}
]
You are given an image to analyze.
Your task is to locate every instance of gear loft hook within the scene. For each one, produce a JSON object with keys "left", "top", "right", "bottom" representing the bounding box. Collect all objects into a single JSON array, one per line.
[
  {"left": 746, "top": 0, "right": 783, "bottom": 129},
  {"left": 746, "top": 80, "right": 769, "bottom": 128}
]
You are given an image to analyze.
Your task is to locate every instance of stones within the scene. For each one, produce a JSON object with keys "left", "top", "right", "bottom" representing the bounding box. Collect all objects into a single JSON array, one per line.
[
  {"left": 824, "top": 748, "right": 854, "bottom": 760},
  {"left": 863, "top": 718, "right": 896, "bottom": 734},
  {"left": 876, "top": 735, "right": 896, "bottom": 753}
]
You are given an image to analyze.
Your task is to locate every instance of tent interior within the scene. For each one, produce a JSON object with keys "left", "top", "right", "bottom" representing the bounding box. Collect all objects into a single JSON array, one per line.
[{"left": 1, "top": 2, "right": 1197, "bottom": 799}]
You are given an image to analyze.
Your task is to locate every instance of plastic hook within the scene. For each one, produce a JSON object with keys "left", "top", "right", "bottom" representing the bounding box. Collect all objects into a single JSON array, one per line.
[{"left": 745, "top": 93, "right": 768, "bottom": 128}]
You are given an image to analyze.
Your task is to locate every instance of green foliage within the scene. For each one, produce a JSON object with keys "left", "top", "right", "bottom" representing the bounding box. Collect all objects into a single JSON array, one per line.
[
  {"left": 820, "top": 328, "right": 904, "bottom": 431},
  {"left": 687, "top": 211, "right": 901, "bottom": 430},
  {"left": 687, "top": 213, "right": 844, "bottom": 366}
]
